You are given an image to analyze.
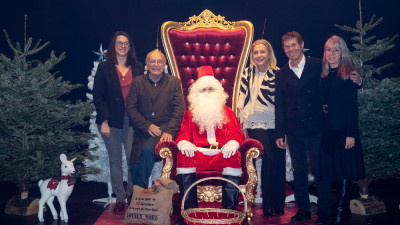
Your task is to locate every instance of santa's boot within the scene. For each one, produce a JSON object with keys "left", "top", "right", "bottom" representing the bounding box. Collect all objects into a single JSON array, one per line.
[
  {"left": 221, "top": 175, "right": 241, "bottom": 210},
  {"left": 336, "top": 179, "right": 352, "bottom": 225},
  {"left": 174, "top": 173, "right": 198, "bottom": 225}
]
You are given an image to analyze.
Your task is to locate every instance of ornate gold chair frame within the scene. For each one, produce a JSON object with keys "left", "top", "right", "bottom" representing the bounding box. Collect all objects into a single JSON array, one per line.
[{"left": 155, "top": 10, "right": 263, "bottom": 219}]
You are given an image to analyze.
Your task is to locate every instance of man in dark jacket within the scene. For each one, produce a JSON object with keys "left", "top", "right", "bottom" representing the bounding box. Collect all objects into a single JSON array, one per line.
[
  {"left": 126, "top": 49, "right": 185, "bottom": 189},
  {"left": 275, "top": 31, "right": 329, "bottom": 224}
]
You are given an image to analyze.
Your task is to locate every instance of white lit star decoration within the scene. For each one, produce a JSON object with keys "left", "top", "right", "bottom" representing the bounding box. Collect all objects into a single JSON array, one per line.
[{"left": 93, "top": 44, "right": 107, "bottom": 62}]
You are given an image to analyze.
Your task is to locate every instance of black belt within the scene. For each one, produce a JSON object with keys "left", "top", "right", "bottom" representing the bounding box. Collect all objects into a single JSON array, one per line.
[{"left": 202, "top": 145, "right": 220, "bottom": 150}]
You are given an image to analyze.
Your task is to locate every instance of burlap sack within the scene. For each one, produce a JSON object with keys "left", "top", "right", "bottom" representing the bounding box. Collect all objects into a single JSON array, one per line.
[{"left": 124, "top": 179, "right": 177, "bottom": 225}]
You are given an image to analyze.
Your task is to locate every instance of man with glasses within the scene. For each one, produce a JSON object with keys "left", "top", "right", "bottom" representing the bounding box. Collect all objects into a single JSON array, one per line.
[{"left": 126, "top": 49, "right": 185, "bottom": 189}]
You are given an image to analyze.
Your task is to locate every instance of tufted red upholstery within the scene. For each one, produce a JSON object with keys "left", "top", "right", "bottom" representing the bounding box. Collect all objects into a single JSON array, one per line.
[{"left": 168, "top": 28, "right": 246, "bottom": 109}]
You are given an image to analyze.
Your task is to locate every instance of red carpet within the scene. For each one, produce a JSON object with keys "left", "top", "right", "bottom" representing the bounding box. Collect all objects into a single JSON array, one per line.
[
  {"left": 94, "top": 183, "right": 315, "bottom": 225},
  {"left": 94, "top": 202, "right": 318, "bottom": 225}
]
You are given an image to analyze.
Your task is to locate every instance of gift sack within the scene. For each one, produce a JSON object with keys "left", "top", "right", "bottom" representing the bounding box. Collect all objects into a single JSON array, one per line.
[{"left": 124, "top": 179, "right": 176, "bottom": 225}]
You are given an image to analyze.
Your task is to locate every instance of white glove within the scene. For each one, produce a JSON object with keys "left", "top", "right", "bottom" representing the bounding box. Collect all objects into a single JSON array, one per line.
[
  {"left": 177, "top": 140, "right": 197, "bottom": 158},
  {"left": 221, "top": 140, "right": 239, "bottom": 158}
]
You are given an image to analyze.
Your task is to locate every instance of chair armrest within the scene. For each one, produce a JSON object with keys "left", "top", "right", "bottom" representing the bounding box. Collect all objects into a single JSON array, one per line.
[
  {"left": 155, "top": 141, "right": 178, "bottom": 179},
  {"left": 237, "top": 138, "right": 263, "bottom": 183},
  {"left": 238, "top": 138, "right": 264, "bottom": 157},
  {"left": 239, "top": 139, "right": 263, "bottom": 180},
  {"left": 238, "top": 138, "right": 263, "bottom": 204},
  {"left": 155, "top": 140, "right": 178, "bottom": 158}
]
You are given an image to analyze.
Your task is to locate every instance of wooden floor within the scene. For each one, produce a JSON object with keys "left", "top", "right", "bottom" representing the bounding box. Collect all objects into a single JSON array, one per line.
[{"left": 1, "top": 179, "right": 399, "bottom": 225}]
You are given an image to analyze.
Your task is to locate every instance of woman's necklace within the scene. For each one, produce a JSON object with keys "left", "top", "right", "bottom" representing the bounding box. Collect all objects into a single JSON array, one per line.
[{"left": 116, "top": 65, "right": 130, "bottom": 81}]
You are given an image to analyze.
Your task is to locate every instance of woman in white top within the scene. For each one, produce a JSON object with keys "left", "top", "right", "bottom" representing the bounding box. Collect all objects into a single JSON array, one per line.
[{"left": 238, "top": 39, "right": 286, "bottom": 217}]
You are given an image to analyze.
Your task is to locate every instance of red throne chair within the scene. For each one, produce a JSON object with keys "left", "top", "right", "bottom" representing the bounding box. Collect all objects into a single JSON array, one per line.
[{"left": 155, "top": 9, "right": 263, "bottom": 218}]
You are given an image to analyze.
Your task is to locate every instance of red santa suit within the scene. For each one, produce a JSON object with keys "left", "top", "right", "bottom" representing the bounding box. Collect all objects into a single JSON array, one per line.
[{"left": 176, "top": 106, "right": 245, "bottom": 173}]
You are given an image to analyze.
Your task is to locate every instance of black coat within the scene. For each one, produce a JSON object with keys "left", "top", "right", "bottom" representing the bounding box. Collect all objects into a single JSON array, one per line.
[
  {"left": 320, "top": 71, "right": 358, "bottom": 136},
  {"left": 93, "top": 61, "right": 144, "bottom": 129},
  {"left": 319, "top": 70, "right": 365, "bottom": 181},
  {"left": 126, "top": 73, "right": 185, "bottom": 163},
  {"left": 275, "top": 56, "right": 323, "bottom": 138}
]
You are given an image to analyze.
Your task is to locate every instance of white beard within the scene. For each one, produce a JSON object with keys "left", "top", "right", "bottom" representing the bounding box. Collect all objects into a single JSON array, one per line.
[{"left": 189, "top": 91, "right": 227, "bottom": 134}]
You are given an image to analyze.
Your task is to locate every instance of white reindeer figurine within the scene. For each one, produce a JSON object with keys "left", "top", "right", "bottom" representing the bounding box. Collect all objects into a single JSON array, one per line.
[{"left": 38, "top": 153, "right": 76, "bottom": 222}]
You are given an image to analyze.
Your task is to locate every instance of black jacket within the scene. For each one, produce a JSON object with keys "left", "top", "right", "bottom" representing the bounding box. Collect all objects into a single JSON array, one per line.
[
  {"left": 320, "top": 71, "right": 358, "bottom": 137},
  {"left": 275, "top": 56, "right": 323, "bottom": 138},
  {"left": 93, "top": 61, "right": 144, "bottom": 129}
]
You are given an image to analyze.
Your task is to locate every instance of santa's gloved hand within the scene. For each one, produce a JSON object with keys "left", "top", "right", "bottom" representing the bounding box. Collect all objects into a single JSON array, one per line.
[
  {"left": 221, "top": 140, "right": 239, "bottom": 158},
  {"left": 177, "top": 140, "right": 197, "bottom": 158}
]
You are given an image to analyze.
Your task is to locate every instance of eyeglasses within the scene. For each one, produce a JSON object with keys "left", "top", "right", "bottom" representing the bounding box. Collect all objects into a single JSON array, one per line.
[
  {"left": 115, "top": 41, "right": 129, "bottom": 47},
  {"left": 148, "top": 60, "right": 164, "bottom": 65},
  {"left": 200, "top": 87, "right": 215, "bottom": 93}
]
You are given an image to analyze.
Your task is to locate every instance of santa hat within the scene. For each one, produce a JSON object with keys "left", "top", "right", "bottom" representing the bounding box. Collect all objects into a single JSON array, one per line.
[
  {"left": 197, "top": 65, "right": 215, "bottom": 81},
  {"left": 191, "top": 65, "right": 223, "bottom": 93}
]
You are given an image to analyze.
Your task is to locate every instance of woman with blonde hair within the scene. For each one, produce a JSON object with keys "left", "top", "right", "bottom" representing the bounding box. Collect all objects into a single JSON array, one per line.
[
  {"left": 318, "top": 35, "right": 365, "bottom": 225},
  {"left": 238, "top": 39, "right": 286, "bottom": 217}
]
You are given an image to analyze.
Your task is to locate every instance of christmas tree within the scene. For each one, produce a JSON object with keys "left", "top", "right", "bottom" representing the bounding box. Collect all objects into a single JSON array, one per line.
[
  {"left": 0, "top": 20, "right": 95, "bottom": 199},
  {"left": 84, "top": 44, "right": 117, "bottom": 185},
  {"left": 335, "top": 0, "right": 400, "bottom": 194}
]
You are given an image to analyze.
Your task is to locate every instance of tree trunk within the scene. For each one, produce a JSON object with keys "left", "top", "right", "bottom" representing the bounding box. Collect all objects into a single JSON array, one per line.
[
  {"left": 357, "top": 177, "right": 371, "bottom": 199},
  {"left": 18, "top": 182, "right": 30, "bottom": 199},
  {"left": 4, "top": 182, "right": 41, "bottom": 216}
]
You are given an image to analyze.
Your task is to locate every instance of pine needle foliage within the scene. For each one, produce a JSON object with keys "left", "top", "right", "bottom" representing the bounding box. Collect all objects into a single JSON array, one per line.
[
  {"left": 0, "top": 28, "right": 95, "bottom": 192},
  {"left": 335, "top": 0, "right": 400, "bottom": 179}
]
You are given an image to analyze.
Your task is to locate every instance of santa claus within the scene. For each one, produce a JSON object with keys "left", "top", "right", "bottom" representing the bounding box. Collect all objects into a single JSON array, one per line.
[{"left": 175, "top": 66, "right": 244, "bottom": 219}]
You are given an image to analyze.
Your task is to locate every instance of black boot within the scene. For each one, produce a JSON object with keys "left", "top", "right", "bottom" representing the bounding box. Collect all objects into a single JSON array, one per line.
[
  {"left": 315, "top": 212, "right": 333, "bottom": 225},
  {"left": 336, "top": 179, "right": 352, "bottom": 225},
  {"left": 174, "top": 173, "right": 198, "bottom": 225},
  {"left": 221, "top": 175, "right": 241, "bottom": 210},
  {"left": 178, "top": 173, "right": 198, "bottom": 209}
]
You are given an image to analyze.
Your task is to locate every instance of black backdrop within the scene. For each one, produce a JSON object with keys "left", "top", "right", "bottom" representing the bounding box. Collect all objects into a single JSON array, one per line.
[{"left": 1, "top": 0, "right": 399, "bottom": 101}]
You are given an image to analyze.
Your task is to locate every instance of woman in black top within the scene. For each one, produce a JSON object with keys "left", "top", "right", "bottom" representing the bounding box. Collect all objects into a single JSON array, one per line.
[
  {"left": 93, "top": 31, "right": 144, "bottom": 212},
  {"left": 319, "top": 35, "right": 365, "bottom": 225}
]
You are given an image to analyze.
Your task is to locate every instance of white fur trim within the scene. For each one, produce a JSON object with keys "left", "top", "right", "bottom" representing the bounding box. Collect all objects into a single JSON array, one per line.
[
  {"left": 222, "top": 167, "right": 242, "bottom": 176},
  {"left": 196, "top": 147, "right": 219, "bottom": 156},
  {"left": 206, "top": 128, "right": 218, "bottom": 145},
  {"left": 177, "top": 167, "right": 197, "bottom": 174},
  {"left": 198, "top": 75, "right": 214, "bottom": 82}
]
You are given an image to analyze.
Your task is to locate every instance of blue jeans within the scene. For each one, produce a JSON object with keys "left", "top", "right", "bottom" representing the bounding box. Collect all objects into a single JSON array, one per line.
[{"left": 130, "top": 137, "right": 155, "bottom": 189}]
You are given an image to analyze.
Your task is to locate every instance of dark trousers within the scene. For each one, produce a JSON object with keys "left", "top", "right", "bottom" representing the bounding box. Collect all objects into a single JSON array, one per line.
[
  {"left": 286, "top": 133, "right": 330, "bottom": 213},
  {"left": 99, "top": 117, "right": 133, "bottom": 202},
  {"left": 130, "top": 137, "right": 155, "bottom": 189},
  {"left": 248, "top": 129, "right": 286, "bottom": 210}
]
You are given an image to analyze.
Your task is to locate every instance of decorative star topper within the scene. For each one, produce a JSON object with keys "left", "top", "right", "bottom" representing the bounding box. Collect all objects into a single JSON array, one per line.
[{"left": 93, "top": 44, "right": 107, "bottom": 62}]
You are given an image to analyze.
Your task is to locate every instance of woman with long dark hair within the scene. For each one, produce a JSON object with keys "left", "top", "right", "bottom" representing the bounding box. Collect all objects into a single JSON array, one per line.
[{"left": 93, "top": 31, "right": 144, "bottom": 212}]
